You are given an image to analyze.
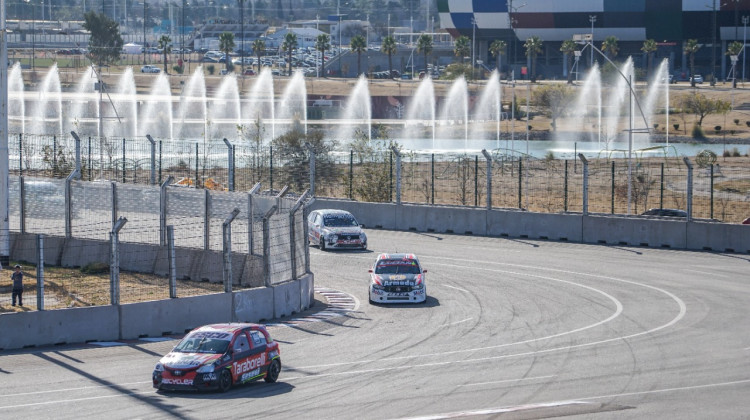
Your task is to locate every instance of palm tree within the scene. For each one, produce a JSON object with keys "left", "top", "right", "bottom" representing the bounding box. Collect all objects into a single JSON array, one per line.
[
  {"left": 315, "top": 33, "right": 330, "bottom": 78},
  {"left": 524, "top": 36, "right": 543, "bottom": 82},
  {"left": 454, "top": 35, "right": 470, "bottom": 64},
  {"left": 281, "top": 32, "right": 298, "bottom": 76},
  {"left": 560, "top": 39, "right": 577, "bottom": 84},
  {"left": 218, "top": 32, "right": 235, "bottom": 73},
  {"left": 350, "top": 34, "right": 367, "bottom": 76},
  {"left": 684, "top": 39, "right": 700, "bottom": 87},
  {"left": 416, "top": 34, "right": 433, "bottom": 75},
  {"left": 489, "top": 39, "right": 507, "bottom": 76},
  {"left": 727, "top": 41, "right": 743, "bottom": 88},
  {"left": 641, "top": 39, "right": 658, "bottom": 80},
  {"left": 381, "top": 35, "right": 397, "bottom": 78},
  {"left": 253, "top": 39, "right": 265, "bottom": 74},
  {"left": 601, "top": 36, "right": 619, "bottom": 61},
  {"left": 158, "top": 35, "right": 172, "bottom": 74}
]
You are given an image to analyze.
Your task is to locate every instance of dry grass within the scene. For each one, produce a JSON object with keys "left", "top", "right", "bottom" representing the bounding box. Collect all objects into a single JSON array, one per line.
[{"left": 0, "top": 264, "right": 228, "bottom": 313}]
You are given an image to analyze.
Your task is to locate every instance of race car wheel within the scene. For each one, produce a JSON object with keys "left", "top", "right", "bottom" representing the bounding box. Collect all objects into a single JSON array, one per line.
[
  {"left": 319, "top": 239, "right": 327, "bottom": 251},
  {"left": 264, "top": 359, "right": 281, "bottom": 383},
  {"left": 218, "top": 369, "right": 232, "bottom": 392}
]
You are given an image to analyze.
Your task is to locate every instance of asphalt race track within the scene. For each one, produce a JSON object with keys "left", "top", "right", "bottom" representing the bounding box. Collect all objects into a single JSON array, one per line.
[{"left": 1, "top": 229, "right": 749, "bottom": 419}]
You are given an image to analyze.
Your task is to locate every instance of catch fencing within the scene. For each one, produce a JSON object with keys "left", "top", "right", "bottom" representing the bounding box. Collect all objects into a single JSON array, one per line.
[
  {"left": 1, "top": 172, "right": 309, "bottom": 311},
  {"left": 8, "top": 133, "right": 750, "bottom": 223}
]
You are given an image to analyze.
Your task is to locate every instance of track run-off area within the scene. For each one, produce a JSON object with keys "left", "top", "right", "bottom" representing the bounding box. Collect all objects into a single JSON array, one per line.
[{"left": 1, "top": 229, "right": 748, "bottom": 419}]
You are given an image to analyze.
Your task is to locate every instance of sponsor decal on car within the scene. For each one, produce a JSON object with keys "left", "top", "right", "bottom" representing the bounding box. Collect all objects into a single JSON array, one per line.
[
  {"left": 162, "top": 378, "right": 194, "bottom": 385},
  {"left": 233, "top": 353, "right": 267, "bottom": 376},
  {"left": 240, "top": 368, "right": 262, "bottom": 382},
  {"left": 191, "top": 331, "right": 232, "bottom": 340}
]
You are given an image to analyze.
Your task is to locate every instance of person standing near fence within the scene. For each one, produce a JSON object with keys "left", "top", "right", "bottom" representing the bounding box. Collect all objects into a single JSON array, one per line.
[{"left": 11, "top": 265, "right": 24, "bottom": 307}]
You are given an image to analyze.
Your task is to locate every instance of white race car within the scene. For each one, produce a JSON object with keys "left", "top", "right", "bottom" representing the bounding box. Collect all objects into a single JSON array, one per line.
[
  {"left": 368, "top": 253, "right": 427, "bottom": 304},
  {"left": 308, "top": 209, "right": 367, "bottom": 250}
]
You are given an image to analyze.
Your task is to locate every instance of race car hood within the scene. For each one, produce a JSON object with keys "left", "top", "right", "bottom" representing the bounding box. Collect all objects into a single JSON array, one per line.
[
  {"left": 373, "top": 274, "right": 421, "bottom": 285},
  {"left": 160, "top": 352, "right": 223, "bottom": 369},
  {"left": 323, "top": 227, "right": 363, "bottom": 235}
]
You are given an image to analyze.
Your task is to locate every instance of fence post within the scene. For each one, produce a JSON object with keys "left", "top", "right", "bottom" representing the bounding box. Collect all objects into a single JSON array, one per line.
[
  {"left": 111, "top": 181, "right": 118, "bottom": 230},
  {"left": 683, "top": 157, "right": 693, "bottom": 222},
  {"left": 349, "top": 150, "right": 353, "bottom": 199},
  {"left": 269, "top": 146, "right": 274, "bottom": 192},
  {"left": 146, "top": 134, "right": 156, "bottom": 185},
  {"left": 262, "top": 205, "right": 278, "bottom": 288},
  {"left": 70, "top": 131, "right": 82, "bottom": 175},
  {"left": 159, "top": 140, "right": 163, "bottom": 184},
  {"left": 19, "top": 176, "right": 25, "bottom": 234},
  {"left": 579, "top": 153, "right": 589, "bottom": 216},
  {"left": 122, "top": 138, "right": 126, "bottom": 184},
  {"left": 204, "top": 189, "right": 211, "bottom": 251},
  {"left": 431, "top": 153, "right": 435, "bottom": 204},
  {"left": 660, "top": 162, "right": 664, "bottom": 209},
  {"left": 390, "top": 145, "right": 401, "bottom": 204},
  {"left": 611, "top": 161, "right": 615, "bottom": 214},
  {"left": 64, "top": 168, "right": 81, "bottom": 238},
  {"left": 223, "top": 138, "right": 235, "bottom": 191},
  {"left": 304, "top": 197, "right": 315, "bottom": 275},
  {"left": 517, "top": 159, "right": 523, "bottom": 209},
  {"left": 159, "top": 176, "right": 174, "bottom": 247},
  {"left": 195, "top": 142, "right": 199, "bottom": 188},
  {"left": 474, "top": 155, "right": 478, "bottom": 207},
  {"left": 305, "top": 142, "right": 316, "bottom": 196},
  {"left": 710, "top": 164, "right": 714, "bottom": 220},
  {"left": 481, "top": 149, "right": 492, "bottom": 210},
  {"left": 36, "top": 234, "right": 44, "bottom": 311},
  {"left": 167, "top": 225, "right": 177, "bottom": 298},
  {"left": 110, "top": 217, "right": 128, "bottom": 306},
  {"left": 289, "top": 191, "right": 309, "bottom": 280},
  {"left": 88, "top": 137, "right": 92, "bottom": 181},
  {"left": 248, "top": 182, "right": 261, "bottom": 255},
  {"left": 19, "top": 133, "right": 23, "bottom": 176},
  {"left": 222, "top": 208, "right": 241, "bottom": 293},
  {"left": 564, "top": 160, "right": 569, "bottom": 212}
]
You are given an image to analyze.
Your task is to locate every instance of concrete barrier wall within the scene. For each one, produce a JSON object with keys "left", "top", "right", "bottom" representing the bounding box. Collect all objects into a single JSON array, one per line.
[
  {"left": 119, "top": 293, "right": 233, "bottom": 339},
  {"left": 272, "top": 279, "right": 303, "bottom": 319},
  {"left": 233, "top": 287, "right": 275, "bottom": 323},
  {"left": 312, "top": 198, "right": 750, "bottom": 253},
  {"left": 0, "top": 306, "right": 119, "bottom": 350}
]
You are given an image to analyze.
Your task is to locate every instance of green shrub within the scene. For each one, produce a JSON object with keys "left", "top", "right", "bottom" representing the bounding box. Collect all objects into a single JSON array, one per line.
[
  {"left": 692, "top": 124, "right": 706, "bottom": 139},
  {"left": 81, "top": 262, "right": 109, "bottom": 274}
]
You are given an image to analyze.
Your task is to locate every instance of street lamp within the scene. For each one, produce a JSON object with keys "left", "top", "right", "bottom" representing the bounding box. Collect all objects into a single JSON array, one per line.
[
  {"left": 573, "top": 50, "right": 582, "bottom": 83},
  {"left": 23, "top": 0, "right": 34, "bottom": 70},
  {"left": 743, "top": 15, "right": 748, "bottom": 84},
  {"left": 589, "top": 15, "right": 596, "bottom": 66}
]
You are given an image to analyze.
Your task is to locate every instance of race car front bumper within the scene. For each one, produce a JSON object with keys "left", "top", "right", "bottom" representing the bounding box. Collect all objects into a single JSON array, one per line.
[
  {"left": 153, "top": 371, "right": 221, "bottom": 391},
  {"left": 369, "top": 286, "right": 426, "bottom": 303}
]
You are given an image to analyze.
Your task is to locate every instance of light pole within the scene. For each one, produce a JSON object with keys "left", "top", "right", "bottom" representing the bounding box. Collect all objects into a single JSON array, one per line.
[
  {"left": 471, "top": 16, "right": 476, "bottom": 73},
  {"left": 589, "top": 15, "right": 596, "bottom": 66},
  {"left": 743, "top": 15, "right": 748, "bottom": 84},
  {"left": 240, "top": 0, "right": 245, "bottom": 75},
  {"left": 143, "top": 1, "right": 147, "bottom": 65},
  {"left": 573, "top": 50, "right": 581, "bottom": 83},
  {"left": 23, "top": 0, "right": 34, "bottom": 70},
  {"left": 181, "top": 0, "right": 186, "bottom": 65}
]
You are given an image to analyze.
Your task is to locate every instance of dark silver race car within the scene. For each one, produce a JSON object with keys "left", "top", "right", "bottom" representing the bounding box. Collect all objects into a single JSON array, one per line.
[{"left": 307, "top": 209, "right": 367, "bottom": 250}]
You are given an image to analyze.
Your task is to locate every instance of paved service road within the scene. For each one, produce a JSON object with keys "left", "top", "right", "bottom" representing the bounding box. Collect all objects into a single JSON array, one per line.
[{"left": 1, "top": 230, "right": 749, "bottom": 419}]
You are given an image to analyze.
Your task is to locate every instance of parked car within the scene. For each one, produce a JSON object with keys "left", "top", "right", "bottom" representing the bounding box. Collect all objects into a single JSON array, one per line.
[
  {"left": 691, "top": 74, "right": 703, "bottom": 84},
  {"left": 140, "top": 65, "right": 160, "bottom": 73},
  {"left": 307, "top": 209, "right": 367, "bottom": 250},
  {"left": 641, "top": 208, "right": 688, "bottom": 218},
  {"left": 368, "top": 253, "right": 427, "bottom": 304},
  {"left": 153, "top": 323, "right": 281, "bottom": 392}
]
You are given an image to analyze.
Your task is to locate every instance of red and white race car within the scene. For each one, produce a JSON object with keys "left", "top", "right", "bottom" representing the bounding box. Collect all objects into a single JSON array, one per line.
[
  {"left": 153, "top": 323, "right": 281, "bottom": 392},
  {"left": 368, "top": 253, "right": 427, "bottom": 304}
]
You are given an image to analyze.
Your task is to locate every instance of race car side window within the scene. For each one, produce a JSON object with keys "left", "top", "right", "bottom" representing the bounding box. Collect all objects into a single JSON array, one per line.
[
  {"left": 232, "top": 333, "right": 251, "bottom": 357},
  {"left": 250, "top": 330, "right": 267, "bottom": 346}
]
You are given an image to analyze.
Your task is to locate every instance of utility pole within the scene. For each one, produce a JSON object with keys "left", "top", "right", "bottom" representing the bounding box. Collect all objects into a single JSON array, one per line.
[
  {"left": 240, "top": 0, "right": 245, "bottom": 75},
  {"left": 143, "top": 1, "right": 147, "bottom": 65},
  {"left": 589, "top": 15, "right": 597, "bottom": 66},
  {"left": 472, "top": 17, "right": 476, "bottom": 72},
  {"left": 744, "top": 15, "right": 749, "bottom": 84},
  {"left": 711, "top": 0, "right": 717, "bottom": 86},
  {"left": 1, "top": 0, "right": 11, "bottom": 267},
  {"left": 181, "top": 0, "right": 185, "bottom": 65}
]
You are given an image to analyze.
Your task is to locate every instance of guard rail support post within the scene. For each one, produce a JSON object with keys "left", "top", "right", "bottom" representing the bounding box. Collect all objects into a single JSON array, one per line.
[
  {"left": 222, "top": 208, "right": 241, "bottom": 293},
  {"left": 391, "top": 145, "right": 401, "bottom": 204},
  {"left": 70, "top": 131, "right": 82, "bottom": 175},
  {"left": 146, "top": 135, "right": 156, "bottom": 185},
  {"left": 305, "top": 142, "right": 316, "bottom": 196},
  {"left": 262, "top": 205, "right": 278, "bottom": 288},
  {"left": 289, "top": 190, "right": 309, "bottom": 280},
  {"left": 111, "top": 181, "right": 118, "bottom": 230},
  {"left": 304, "top": 197, "right": 315, "bottom": 274},
  {"left": 168, "top": 225, "right": 177, "bottom": 298},
  {"left": 36, "top": 234, "right": 44, "bottom": 311},
  {"left": 223, "top": 138, "right": 235, "bottom": 191},
  {"left": 683, "top": 157, "right": 694, "bottom": 222},
  {"left": 248, "top": 182, "right": 261, "bottom": 255},
  {"left": 159, "top": 176, "right": 174, "bottom": 246},
  {"left": 110, "top": 217, "right": 128, "bottom": 306},
  {"left": 19, "top": 176, "right": 25, "bottom": 234},
  {"left": 204, "top": 189, "right": 211, "bottom": 251},
  {"left": 481, "top": 149, "right": 493, "bottom": 210},
  {"left": 64, "top": 168, "right": 81, "bottom": 238},
  {"left": 579, "top": 153, "right": 589, "bottom": 216}
]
